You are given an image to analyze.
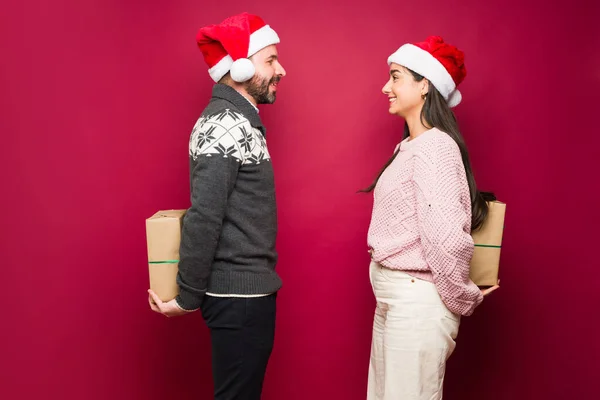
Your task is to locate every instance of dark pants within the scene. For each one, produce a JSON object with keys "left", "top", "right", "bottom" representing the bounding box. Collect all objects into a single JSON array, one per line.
[{"left": 201, "top": 294, "right": 277, "bottom": 400}]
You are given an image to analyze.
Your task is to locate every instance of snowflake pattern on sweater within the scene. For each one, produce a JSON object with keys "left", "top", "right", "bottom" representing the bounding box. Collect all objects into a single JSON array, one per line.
[{"left": 189, "top": 109, "right": 270, "bottom": 165}]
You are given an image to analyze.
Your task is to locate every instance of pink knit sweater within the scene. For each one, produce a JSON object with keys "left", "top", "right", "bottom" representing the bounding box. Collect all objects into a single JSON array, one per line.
[{"left": 367, "top": 128, "right": 483, "bottom": 316}]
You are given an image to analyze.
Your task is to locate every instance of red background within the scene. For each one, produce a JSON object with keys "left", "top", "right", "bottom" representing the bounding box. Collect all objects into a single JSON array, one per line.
[{"left": 2, "top": 0, "right": 599, "bottom": 398}]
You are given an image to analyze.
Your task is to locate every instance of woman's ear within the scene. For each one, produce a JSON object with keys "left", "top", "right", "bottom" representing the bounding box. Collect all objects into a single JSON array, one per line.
[{"left": 421, "top": 79, "right": 430, "bottom": 96}]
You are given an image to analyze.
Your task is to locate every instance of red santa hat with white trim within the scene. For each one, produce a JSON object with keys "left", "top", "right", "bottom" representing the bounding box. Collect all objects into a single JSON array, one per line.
[
  {"left": 387, "top": 36, "right": 467, "bottom": 107},
  {"left": 196, "top": 12, "right": 280, "bottom": 83}
]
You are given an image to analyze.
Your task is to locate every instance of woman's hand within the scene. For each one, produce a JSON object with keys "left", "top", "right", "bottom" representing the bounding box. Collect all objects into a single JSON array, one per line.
[{"left": 481, "top": 284, "right": 499, "bottom": 297}]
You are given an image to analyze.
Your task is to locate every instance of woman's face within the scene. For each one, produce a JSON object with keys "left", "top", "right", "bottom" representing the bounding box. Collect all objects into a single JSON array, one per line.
[{"left": 382, "top": 63, "right": 426, "bottom": 117}]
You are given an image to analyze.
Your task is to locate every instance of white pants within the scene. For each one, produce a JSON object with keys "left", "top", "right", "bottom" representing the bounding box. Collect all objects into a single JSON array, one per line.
[{"left": 367, "top": 261, "right": 460, "bottom": 400}]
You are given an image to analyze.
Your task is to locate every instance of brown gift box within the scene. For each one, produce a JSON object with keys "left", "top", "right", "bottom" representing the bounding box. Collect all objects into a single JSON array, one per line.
[
  {"left": 469, "top": 201, "right": 506, "bottom": 287},
  {"left": 145, "top": 210, "right": 186, "bottom": 301}
]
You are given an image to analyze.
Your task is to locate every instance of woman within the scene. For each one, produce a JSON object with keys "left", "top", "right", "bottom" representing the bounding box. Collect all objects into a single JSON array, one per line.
[{"left": 364, "top": 36, "right": 498, "bottom": 399}]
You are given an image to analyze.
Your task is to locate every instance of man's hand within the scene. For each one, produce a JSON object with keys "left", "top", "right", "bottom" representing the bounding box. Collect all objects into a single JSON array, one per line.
[{"left": 148, "top": 289, "right": 195, "bottom": 317}]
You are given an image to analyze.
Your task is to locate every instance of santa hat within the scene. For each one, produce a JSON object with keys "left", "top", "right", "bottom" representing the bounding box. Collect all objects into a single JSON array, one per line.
[
  {"left": 196, "top": 13, "right": 280, "bottom": 83},
  {"left": 387, "top": 36, "right": 466, "bottom": 107}
]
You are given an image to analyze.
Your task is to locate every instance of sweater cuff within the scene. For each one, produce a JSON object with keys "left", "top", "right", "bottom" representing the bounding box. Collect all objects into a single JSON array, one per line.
[
  {"left": 175, "top": 288, "right": 205, "bottom": 312},
  {"left": 463, "top": 286, "right": 484, "bottom": 316}
]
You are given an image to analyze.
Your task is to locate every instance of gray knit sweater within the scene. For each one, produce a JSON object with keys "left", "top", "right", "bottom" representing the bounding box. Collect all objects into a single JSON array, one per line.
[{"left": 175, "top": 84, "right": 281, "bottom": 310}]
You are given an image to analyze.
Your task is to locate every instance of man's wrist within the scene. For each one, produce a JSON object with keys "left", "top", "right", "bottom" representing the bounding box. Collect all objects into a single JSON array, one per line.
[{"left": 175, "top": 295, "right": 200, "bottom": 312}]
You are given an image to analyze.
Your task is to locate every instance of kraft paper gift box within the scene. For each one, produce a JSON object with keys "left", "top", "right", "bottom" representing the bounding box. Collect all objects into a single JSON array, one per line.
[
  {"left": 145, "top": 210, "right": 186, "bottom": 301},
  {"left": 469, "top": 201, "right": 506, "bottom": 287}
]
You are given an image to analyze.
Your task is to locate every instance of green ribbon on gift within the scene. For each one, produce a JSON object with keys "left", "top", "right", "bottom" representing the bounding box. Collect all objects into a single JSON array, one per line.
[
  {"left": 474, "top": 244, "right": 501, "bottom": 248},
  {"left": 149, "top": 260, "right": 179, "bottom": 264}
]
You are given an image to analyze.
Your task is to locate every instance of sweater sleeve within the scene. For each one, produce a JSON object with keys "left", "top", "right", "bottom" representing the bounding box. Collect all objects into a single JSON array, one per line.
[
  {"left": 175, "top": 113, "right": 248, "bottom": 311},
  {"left": 413, "top": 138, "right": 483, "bottom": 316}
]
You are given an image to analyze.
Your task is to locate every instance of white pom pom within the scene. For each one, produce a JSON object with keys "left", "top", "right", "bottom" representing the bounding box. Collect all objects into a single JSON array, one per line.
[
  {"left": 447, "top": 89, "right": 462, "bottom": 108},
  {"left": 230, "top": 58, "right": 255, "bottom": 83}
]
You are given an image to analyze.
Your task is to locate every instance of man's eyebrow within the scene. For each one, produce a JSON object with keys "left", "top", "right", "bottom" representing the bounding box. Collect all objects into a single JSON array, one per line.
[
  {"left": 389, "top": 69, "right": 400, "bottom": 75},
  {"left": 266, "top": 54, "right": 278, "bottom": 61}
]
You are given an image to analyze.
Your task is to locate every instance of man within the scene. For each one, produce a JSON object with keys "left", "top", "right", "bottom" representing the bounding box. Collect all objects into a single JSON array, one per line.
[{"left": 148, "top": 12, "right": 287, "bottom": 400}]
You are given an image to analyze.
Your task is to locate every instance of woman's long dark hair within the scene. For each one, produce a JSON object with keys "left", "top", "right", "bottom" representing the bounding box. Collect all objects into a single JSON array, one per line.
[{"left": 361, "top": 69, "right": 493, "bottom": 232}]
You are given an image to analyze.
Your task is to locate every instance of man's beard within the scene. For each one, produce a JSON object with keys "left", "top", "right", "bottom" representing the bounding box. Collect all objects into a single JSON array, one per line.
[{"left": 245, "top": 74, "right": 280, "bottom": 104}]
